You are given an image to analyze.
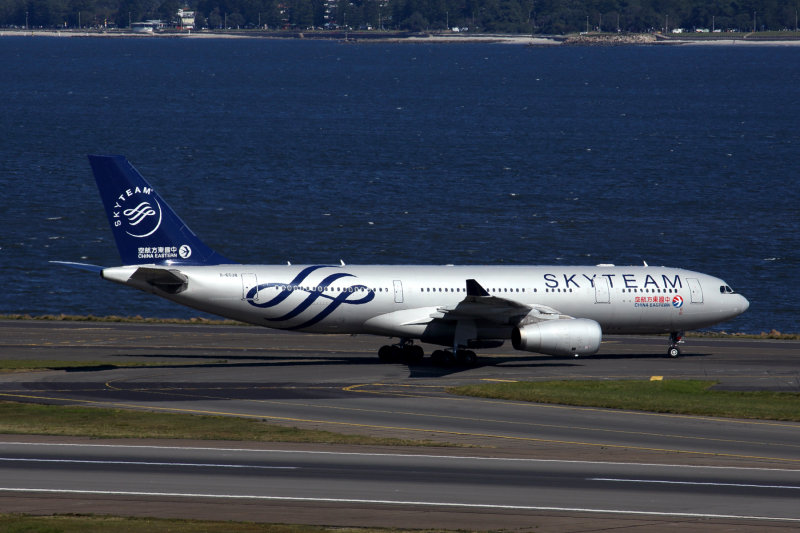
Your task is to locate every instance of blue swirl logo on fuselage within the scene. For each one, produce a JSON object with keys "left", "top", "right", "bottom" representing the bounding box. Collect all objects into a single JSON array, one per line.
[{"left": 245, "top": 265, "right": 375, "bottom": 330}]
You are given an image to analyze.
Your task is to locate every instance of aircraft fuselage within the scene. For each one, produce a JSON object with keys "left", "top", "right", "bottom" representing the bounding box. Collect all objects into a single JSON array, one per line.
[{"left": 102, "top": 263, "right": 748, "bottom": 343}]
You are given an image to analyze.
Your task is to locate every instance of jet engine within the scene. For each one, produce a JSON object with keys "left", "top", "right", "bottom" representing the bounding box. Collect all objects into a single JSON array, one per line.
[{"left": 511, "top": 318, "right": 602, "bottom": 357}]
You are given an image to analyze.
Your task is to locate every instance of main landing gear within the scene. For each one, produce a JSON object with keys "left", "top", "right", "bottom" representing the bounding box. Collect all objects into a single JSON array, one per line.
[
  {"left": 377, "top": 340, "right": 478, "bottom": 366},
  {"left": 667, "top": 331, "right": 684, "bottom": 358},
  {"left": 378, "top": 340, "right": 424, "bottom": 364}
]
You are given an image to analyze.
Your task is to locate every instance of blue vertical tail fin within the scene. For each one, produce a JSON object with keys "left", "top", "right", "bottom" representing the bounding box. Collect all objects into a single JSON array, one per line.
[{"left": 89, "top": 155, "right": 234, "bottom": 266}]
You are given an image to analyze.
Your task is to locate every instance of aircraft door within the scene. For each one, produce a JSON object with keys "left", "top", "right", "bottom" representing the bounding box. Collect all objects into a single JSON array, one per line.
[
  {"left": 594, "top": 277, "right": 610, "bottom": 303},
  {"left": 687, "top": 278, "right": 704, "bottom": 303},
  {"left": 242, "top": 273, "right": 258, "bottom": 301},
  {"left": 393, "top": 280, "right": 404, "bottom": 303}
]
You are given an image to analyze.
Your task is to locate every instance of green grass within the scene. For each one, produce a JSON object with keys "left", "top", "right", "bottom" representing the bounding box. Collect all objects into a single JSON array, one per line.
[
  {"left": 448, "top": 380, "right": 800, "bottom": 421},
  {"left": 0, "top": 401, "right": 447, "bottom": 446},
  {"left": 0, "top": 514, "right": 474, "bottom": 533}
]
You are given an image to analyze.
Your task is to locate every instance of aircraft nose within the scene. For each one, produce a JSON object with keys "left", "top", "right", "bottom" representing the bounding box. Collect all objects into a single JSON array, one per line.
[{"left": 740, "top": 294, "right": 750, "bottom": 313}]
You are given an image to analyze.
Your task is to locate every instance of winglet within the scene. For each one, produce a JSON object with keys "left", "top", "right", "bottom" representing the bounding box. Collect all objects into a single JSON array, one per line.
[
  {"left": 466, "top": 279, "right": 490, "bottom": 297},
  {"left": 88, "top": 155, "right": 234, "bottom": 266}
]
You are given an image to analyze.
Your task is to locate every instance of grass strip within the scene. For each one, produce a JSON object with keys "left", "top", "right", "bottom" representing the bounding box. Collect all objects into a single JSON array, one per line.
[
  {"left": 0, "top": 514, "right": 473, "bottom": 533},
  {"left": 0, "top": 401, "right": 446, "bottom": 446},
  {"left": 448, "top": 380, "right": 800, "bottom": 421}
]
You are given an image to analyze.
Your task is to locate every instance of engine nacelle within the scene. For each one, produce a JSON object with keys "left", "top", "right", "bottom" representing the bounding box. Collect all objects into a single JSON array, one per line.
[{"left": 512, "top": 318, "right": 602, "bottom": 357}]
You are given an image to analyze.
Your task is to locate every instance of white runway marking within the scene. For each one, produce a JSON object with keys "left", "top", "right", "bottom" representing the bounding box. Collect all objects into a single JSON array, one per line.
[
  {"left": 0, "top": 457, "right": 296, "bottom": 469},
  {"left": 591, "top": 477, "right": 800, "bottom": 490},
  {"left": 2, "top": 442, "right": 798, "bottom": 473},
  {"left": 0, "top": 487, "right": 798, "bottom": 523}
]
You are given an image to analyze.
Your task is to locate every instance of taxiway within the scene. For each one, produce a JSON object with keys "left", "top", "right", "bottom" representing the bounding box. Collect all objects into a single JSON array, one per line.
[{"left": 1, "top": 321, "right": 799, "bottom": 530}]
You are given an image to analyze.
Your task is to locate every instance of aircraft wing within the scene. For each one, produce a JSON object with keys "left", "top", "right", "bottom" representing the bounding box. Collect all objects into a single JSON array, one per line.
[
  {"left": 362, "top": 279, "right": 569, "bottom": 341},
  {"left": 429, "top": 279, "right": 569, "bottom": 325}
]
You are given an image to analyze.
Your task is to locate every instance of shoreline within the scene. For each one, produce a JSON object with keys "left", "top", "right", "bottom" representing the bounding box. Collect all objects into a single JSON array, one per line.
[{"left": 4, "top": 28, "right": 800, "bottom": 45}]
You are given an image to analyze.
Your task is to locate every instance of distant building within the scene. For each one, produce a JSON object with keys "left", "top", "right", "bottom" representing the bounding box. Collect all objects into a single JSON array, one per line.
[
  {"left": 323, "top": 0, "right": 388, "bottom": 29},
  {"left": 177, "top": 9, "right": 195, "bottom": 30},
  {"left": 131, "top": 22, "right": 154, "bottom": 33}
]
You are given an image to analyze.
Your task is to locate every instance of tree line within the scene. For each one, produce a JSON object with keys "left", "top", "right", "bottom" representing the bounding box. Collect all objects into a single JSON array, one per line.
[{"left": 2, "top": 0, "right": 799, "bottom": 34}]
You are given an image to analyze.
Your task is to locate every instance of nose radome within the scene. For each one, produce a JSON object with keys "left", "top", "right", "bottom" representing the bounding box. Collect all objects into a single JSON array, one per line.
[{"left": 740, "top": 294, "right": 750, "bottom": 313}]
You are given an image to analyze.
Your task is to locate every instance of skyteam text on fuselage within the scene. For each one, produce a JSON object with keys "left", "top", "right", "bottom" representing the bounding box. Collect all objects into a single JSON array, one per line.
[{"left": 56, "top": 155, "right": 750, "bottom": 364}]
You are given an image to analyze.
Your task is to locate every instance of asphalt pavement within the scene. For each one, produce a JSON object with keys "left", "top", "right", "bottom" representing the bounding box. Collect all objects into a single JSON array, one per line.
[{"left": 1, "top": 320, "right": 799, "bottom": 531}]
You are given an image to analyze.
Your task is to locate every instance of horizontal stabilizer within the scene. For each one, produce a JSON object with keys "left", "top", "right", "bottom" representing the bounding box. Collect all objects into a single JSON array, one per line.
[
  {"left": 50, "top": 261, "right": 104, "bottom": 273},
  {"left": 128, "top": 267, "right": 188, "bottom": 294}
]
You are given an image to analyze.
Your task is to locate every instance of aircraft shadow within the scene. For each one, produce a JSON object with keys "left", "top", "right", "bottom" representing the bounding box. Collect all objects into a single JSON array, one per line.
[{"left": 54, "top": 349, "right": 711, "bottom": 380}]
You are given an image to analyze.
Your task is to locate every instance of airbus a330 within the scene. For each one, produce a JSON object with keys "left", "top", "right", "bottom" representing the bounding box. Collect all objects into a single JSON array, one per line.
[{"left": 55, "top": 155, "right": 750, "bottom": 365}]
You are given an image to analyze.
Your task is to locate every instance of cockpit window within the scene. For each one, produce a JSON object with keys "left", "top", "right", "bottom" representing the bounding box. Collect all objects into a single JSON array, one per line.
[{"left": 719, "top": 285, "right": 735, "bottom": 294}]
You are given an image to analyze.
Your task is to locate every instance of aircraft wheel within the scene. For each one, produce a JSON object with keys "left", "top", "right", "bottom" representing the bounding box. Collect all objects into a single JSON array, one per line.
[
  {"left": 430, "top": 349, "right": 456, "bottom": 366},
  {"left": 457, "top": 350, "right": 477, "bottom": 366},
  {"left": 667, "top": 346, "right": 681, "bottom": 358},
  {"left": 406, "top": 345, "right": 424, "bottom": 363},
  {"left": 378, "top": 345, "right": 394, "bottom": 362},
  {"left": 430, "top": 350, "right": 446, "bottom": 364}
]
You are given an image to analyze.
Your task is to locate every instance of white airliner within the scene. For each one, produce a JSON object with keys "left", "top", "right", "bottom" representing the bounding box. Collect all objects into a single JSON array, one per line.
[{"left": 56, "top": 155, "right": 750, "bottom": 364}]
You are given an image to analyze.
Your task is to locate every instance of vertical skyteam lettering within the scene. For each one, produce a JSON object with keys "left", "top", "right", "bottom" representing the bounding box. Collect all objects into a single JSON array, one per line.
[{"left": 245, "top": 265, "right": 375, "bottom": 330}]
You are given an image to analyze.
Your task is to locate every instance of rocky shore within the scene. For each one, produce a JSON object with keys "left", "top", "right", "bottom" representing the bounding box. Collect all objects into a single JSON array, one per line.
[{"left": 562, "top": 33, "right": 657, "bottom": 45}]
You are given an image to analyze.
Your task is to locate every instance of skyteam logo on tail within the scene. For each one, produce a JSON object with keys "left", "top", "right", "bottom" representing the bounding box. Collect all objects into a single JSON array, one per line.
[{"left": 111, "top": 186, "right": 163, "bottom": 238}]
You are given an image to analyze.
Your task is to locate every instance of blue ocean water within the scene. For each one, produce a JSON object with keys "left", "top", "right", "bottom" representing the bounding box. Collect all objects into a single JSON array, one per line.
[{"left": 1, "top": 37, "right": 797, "bottom": 334}]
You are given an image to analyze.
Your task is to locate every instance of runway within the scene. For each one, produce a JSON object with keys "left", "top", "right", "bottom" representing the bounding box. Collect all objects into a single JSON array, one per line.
[
  {"left": 1, "top": 320, "right": 799, "bottom": 530},
  {"left": 1, "top": 441, "right": 799, "bottom": 529}
]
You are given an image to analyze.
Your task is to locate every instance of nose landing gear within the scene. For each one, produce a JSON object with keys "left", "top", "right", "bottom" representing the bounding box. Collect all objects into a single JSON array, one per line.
[{"left": 667, "top": 331, "right": 684, "bottom": 358}]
